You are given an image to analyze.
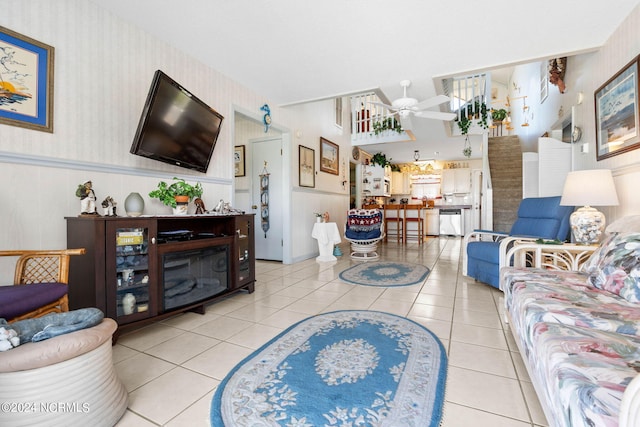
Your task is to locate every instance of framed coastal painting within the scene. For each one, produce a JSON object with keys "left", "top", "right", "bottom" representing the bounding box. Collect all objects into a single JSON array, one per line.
[
  {"left": 0, "top": 26, "right": 54, "bottom": 133},
  {"left": 320, "top": 137, "right": 339, "bottom": 175},
  {"left": 234, "top": 145, "right": 246, "bottom": 177},
  {"left": 299, "top": 145, "right": 315, "bottom": 188},
  {"left": 595, "top": 55, "right": 640, "bottom": 161}
]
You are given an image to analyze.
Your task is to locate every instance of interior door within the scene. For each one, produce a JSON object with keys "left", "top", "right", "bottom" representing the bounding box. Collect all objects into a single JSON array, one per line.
[{"left": 252, "top": 137, "right": 283, "bottom": 261}]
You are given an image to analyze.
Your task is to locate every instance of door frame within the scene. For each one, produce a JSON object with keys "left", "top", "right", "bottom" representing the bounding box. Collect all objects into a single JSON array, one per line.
[{"left": 231, "top": 104, "right": 293, "bottom": 264}]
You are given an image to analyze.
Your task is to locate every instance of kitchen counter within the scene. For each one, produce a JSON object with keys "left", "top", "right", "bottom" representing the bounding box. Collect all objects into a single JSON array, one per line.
[{"left": 433, "top": 204, "right": 472, "bottom": 209}]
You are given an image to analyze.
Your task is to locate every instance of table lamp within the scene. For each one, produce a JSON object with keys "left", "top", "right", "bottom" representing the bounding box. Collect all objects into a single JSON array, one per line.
[{"left": 560, "top": 169, "right": 619, "bottom": 244}]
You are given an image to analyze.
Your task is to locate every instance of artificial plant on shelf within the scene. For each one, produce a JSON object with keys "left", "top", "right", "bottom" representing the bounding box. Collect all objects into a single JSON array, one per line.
[
  {"left": 148, "top": 177, "right": 203, "bottom": 208},
  {"left": 372, "top": 117, "right": 403, "bottom": 135},
  {"left": 370, "top": 152, "right": 392, "bottom": 168}
]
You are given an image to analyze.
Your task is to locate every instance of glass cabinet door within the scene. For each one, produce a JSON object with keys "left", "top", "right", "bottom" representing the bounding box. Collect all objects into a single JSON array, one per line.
[
  {"left": 107, "top": 221, "right": 156, "bottom": 323},
  {"left": 236, "top": 216, "right": 254, "bottom": 288}
]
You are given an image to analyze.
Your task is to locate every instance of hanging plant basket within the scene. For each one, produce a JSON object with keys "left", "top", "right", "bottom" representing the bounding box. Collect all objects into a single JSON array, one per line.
[{"left": 463, "top": 136, "right": 472, "bottom": 158}]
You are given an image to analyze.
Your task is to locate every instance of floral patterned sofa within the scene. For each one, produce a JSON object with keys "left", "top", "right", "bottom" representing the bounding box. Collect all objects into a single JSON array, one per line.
[{"left": 501, "top": 216, "right": 640, "bottom": 427}]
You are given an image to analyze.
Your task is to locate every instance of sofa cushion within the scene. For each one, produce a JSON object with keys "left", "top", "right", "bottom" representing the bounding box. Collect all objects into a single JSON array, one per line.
[
  {"left": 0, "top": 283, "right": 68, "bottom": 320},
  {"left": 526, "top": 322, "right": 640, "bottom": 427},
  {"left": 504, "top": 270, "right": 640, "bottom": 353},
  {"left": 582, "top": 232, "right": 640, "bottom": 303}
]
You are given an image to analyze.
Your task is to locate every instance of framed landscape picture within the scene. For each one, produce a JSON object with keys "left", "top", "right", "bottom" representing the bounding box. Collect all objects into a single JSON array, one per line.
[
  {"left": 0, "top": 26, "right": 54, "bottom": 133},
  {"left": 595, "top": 55, "right": 640, "bottom": 161},
  {"left": 299, "top": 145, "right": 315, "bottom": 188},
  {"left": 320, "top": 137, "right": 339, "bottom": 175}
]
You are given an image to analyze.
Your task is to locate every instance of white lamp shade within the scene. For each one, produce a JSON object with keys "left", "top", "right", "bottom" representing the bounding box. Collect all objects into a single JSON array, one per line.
[{"left": 560, "top": 169, "right": 619, "bottom": 207}]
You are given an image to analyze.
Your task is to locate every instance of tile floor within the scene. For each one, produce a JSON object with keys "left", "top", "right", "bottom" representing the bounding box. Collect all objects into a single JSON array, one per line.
[{"left": 113, "top": 237, "right": 548, "bottom": 427}]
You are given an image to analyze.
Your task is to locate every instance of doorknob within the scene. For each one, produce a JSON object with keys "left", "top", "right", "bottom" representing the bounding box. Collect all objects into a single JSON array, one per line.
[{"left": 251, "top": 205, "right": 257, "bottom": 209}]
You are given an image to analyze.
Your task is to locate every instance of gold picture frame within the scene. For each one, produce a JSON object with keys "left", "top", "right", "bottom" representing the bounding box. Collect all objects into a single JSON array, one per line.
[{"left": 320, "top": 137, "right": 339, "bottom": 175}]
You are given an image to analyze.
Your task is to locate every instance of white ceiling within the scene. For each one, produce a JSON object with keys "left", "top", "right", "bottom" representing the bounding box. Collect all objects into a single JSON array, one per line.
[{"left": 92, "top": 0, "right": 640, "bottom": 162}]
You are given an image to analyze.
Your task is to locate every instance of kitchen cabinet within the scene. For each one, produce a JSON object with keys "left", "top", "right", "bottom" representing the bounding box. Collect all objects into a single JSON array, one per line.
[
  {"left": 391, "top": 171, "right": 411, "bottom": 194},
  {"left": 441, "top": 168, "right": 471, "bottom": 194}
]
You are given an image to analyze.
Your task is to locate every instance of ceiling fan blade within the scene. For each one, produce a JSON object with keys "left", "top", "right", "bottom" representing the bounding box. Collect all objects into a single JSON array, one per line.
[
  {"left": 413, "top": 111, "right": 457, "bottom": 121},
  {"left": 411, "top": 95, "right": 451, "bottom": 111}
]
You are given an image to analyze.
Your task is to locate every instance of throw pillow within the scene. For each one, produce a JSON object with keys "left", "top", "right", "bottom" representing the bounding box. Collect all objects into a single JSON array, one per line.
[{"left": 583, "top": 231, "right": 640, "bottom": 302}]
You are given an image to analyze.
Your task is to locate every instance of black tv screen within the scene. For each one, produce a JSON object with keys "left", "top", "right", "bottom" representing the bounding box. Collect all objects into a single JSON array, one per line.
[{"left": 130, "top": 70, "right": 224, "bottom": 173}]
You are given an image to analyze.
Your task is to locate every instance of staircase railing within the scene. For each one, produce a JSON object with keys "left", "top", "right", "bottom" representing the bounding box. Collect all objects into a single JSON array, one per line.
[{"left": 350, "top": 92, "right": 413, "bottom": 145}]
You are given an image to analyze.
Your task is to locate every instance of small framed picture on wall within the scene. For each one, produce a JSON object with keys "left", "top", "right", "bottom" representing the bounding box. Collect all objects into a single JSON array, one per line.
[
  {"left": 320, "top": 137, "right": 339, "bottom": 175},
  {"left": 299, "top": 145, "right": 315, "bottom": 188},
  {"left": 234, "top": 145, "right": 246, "bottom": 177}
]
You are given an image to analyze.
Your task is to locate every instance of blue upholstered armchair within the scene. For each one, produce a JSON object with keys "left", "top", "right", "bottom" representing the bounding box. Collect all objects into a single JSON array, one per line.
[{"left": 463, "top": 196, "right": 573, "bottom": 289}]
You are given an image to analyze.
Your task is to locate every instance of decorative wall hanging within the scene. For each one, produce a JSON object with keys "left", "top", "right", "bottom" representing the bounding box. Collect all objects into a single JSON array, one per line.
[
  {"left": 260, "top": 104, "right": 271, "bottom": 132},
  {"left": 548, "top": 57, "right": 567, "bottom": 94},
  {"left": 259, "top": 162, "right": 270, "bottom": 238},
  {"left": 595, "top": 55, "right": 640, "bottom": 161},
  {"left": 234, "top": 145, "right": 246, "bottom": 177},
  {"left": 299, "top": 145, "right": 315, "bottom": 188},
  {"left": 0, "top": 26, "right": 54, "bottom": 133},
  {"left": 320, "top": 137, "right": 339, "bottom": 175}
]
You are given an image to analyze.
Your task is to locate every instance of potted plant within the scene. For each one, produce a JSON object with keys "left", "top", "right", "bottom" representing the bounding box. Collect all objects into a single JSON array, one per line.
[
  {"left": 457, "top": 102, "right": 489, "bottom": 134},
  {"left": 371, "top": 152, "right": 392, "bottom": 168},
  {"left": 149, "top": 177, "right": 203, "bottom": 211},
  {"left": 491, "top": 108, "right": 507, "bottom": 122}
]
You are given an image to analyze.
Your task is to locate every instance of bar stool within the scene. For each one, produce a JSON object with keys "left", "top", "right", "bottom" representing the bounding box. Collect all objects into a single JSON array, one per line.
[
  {"left": 383, "top": 204, "right": 404, "bottom": 243},
  {"left": 403, "top": 205, "right": 424, "bottom": 245}
]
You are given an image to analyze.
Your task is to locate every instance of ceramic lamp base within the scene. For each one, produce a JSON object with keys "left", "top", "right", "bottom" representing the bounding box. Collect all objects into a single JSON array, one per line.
[{"left": 570, "top": 206, "right": 606, "bottom": 244}]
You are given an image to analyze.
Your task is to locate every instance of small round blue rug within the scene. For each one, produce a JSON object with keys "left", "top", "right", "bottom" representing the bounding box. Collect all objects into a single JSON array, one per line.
[
  {"left": 339, "top": 261, "right": 430, "bottom": 287},
  {"left": 210, "top": 310, "right": 447, "bottom": 427}
]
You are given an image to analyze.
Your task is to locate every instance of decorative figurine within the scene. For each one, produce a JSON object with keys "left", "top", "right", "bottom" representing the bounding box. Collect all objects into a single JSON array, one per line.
[
  {"left": 76, "top": 181, "right": 98, "bottom": 215},
  {"left": 101, "top": 196, "right": 117, "bottom": 216},
  {"left": 194, "top": 197, "right": 206, "bottom": 215},
  {"left": 260, "top": 104, "right": 272, "bottom": 133}
]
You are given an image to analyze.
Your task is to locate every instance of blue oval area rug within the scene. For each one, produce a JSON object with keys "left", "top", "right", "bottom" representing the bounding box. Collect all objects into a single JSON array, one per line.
[
  {"left": 211, "top": 310, "right": 447, "bottom": 427},
  {"left": 339, "top": 261, "right": 430, "bottom": 287}
]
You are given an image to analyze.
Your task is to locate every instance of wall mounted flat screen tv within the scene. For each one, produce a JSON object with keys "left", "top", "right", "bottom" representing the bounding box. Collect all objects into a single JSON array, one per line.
[{"left": 130, "top": 70, "right": 224, "bottom": 173}]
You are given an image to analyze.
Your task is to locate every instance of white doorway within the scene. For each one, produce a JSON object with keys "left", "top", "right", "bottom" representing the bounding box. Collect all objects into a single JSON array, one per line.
[{"left": 252, "top": 137, "right": 283, "bottom": 261}]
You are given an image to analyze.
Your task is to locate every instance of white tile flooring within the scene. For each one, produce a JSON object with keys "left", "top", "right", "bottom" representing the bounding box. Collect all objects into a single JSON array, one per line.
[{"left": 113, "top": 237, "right": 548, "bottom": 427}]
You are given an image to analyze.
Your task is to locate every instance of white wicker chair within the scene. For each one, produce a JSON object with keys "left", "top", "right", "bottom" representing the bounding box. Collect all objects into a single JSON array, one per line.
[{"left": 344, "top": 208, "right": 385, "bottom": 260}]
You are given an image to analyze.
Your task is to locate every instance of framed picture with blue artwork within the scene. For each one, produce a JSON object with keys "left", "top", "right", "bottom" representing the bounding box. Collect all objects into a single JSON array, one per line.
[
  {"left": 0, "top": 26, "right": 54, "bottom": 133},
  {"left": 595, "top": 55, "right": 640, "bottom": 161}
]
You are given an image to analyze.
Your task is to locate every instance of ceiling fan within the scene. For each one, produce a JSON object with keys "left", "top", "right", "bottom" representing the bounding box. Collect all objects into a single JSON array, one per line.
[{"left": 374, "top": 80, "right": 456, "bottom": 121}]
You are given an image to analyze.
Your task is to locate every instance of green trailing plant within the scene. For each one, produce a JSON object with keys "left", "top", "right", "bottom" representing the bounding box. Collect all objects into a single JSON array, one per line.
[
  {"left": 372, "top": 117, "right": 403, "bottom": 135},
  {"left": 149, "top": 177, "right": 203, "bottom": 208},
  {"left": 491, "top": 108, "right": 507, "bottom": 122},
  {"left": 371, "top": 152, "right": 392, "bottom": 167},
  {"left": 457, "top": 102, "right": 489, "bottom": 134},
  {"left": 478, "top": 102, "right": 489, "bottom": 129},
  {"left": 457, "top": 115, "right": 472, "bottom": 135}
]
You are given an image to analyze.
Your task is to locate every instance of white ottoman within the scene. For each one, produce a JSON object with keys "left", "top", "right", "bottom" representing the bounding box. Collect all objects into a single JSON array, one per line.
[{"left": 0, "top": 318, "right": 127, "bottom": 427}]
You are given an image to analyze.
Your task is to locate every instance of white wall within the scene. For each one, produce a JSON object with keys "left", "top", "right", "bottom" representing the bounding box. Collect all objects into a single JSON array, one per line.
[
  {"left": 509, "top": 3, "right": 640, "bottom": 223},
  {"left": 0, "top": 0, "right": 351, "bottom": 277},
  {"left": 571, "top": 4, "right": 640, "bottom": 221}
]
